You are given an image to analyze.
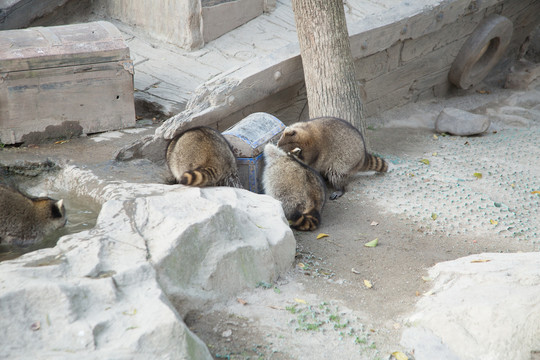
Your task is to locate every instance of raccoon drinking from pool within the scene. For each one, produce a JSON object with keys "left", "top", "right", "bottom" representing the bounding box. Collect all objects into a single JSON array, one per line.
[{"left": 0, "top": 184, "right": 67, "bottom": 247}]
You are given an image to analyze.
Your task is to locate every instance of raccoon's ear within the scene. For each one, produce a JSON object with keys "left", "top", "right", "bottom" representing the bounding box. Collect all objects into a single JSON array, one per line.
[
  {"left": 51, "top": 199, "right": 64, "bottom": 218},
  {"left": 283, "top": 128, "right": 296, "bottom": 137}
]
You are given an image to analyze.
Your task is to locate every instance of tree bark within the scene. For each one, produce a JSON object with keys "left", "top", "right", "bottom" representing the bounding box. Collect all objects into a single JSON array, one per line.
[{"left": 291, "top": 0, "right": 367, "bottom": 141}]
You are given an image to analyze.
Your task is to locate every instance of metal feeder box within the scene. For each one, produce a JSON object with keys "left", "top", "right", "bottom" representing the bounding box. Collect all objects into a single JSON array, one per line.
[
  {"left": 0, "top": 21, "right": 135, "bottom": 145},
  {"left": 223, "top": 112, "right": 286, "bottom": 193}
]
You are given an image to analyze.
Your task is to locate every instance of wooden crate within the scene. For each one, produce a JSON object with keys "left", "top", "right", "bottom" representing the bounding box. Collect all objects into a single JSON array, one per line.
[{"left": 0, "top": 21, "right": 135, "bottom": 145}]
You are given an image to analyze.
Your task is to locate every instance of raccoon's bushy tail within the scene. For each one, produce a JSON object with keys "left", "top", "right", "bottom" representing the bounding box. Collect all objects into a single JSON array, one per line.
[
  {"left": 180, "top": 167, "right": 218, "bottom": 187},
  {"left": 289, "top": 208, "right": 321, "bottom": 231},
  {"left": 364, "top": 153, "right": 388, "bottom": 172}
]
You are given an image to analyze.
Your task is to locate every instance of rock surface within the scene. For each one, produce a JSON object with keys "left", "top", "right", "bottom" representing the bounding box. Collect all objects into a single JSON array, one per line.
[
  {"left": 0, "top": 177, "right": 295, "bottom": 359},
  {"left": 435, "top": 107, "right": 491, "bottom": 135},
  {"left": 401, "top": 252, "right": 540, "bottom": 360}
]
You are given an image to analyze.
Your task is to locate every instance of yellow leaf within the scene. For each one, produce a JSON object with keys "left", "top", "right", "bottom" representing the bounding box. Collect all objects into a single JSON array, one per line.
[
  {"left": 297, "top": 263, "right": 306, "bottom": 269},
  {"left": 471, "top": 259, "right": 491, "bottom": 263},
  {"left": 420, "top": 159, "right": 430, "bottom": 165},
  {"left": 294, "top": 298, "right": 307, "bottom": 304},
  {"left": 364, "top": 238, "right": 378, "bottom": 247},
  {"left": 431, "top": 213, "right": 438, "bottom": 220},
  {"left": 473, "top": 172, "right": 482, "bottom": 179},
  {"left": 433, "top": 134, "right": 438, "bottom": 140},
  {"left": 391, "top": 351, "right": 409, "bottom": 360},
  {"left": 432, "top": 152, "right": 438, "bottom": 156},
  {"left": 532, "top": 191, "right": 540, "bottom": 195},
  {"left": 316, "top": 233, "right": 329, "bottom": 239},
  {"left": 54, "top": 140, "right": 69, "bottom": 145},
  {"left": 363, "top": 279, "right": 373, "bottom": 289},
  {"left": 490, "top": 219, "right": 498, "bottom": 225},
  {"left": 510, "top": 183, "right": 516, "bottom": 188}
]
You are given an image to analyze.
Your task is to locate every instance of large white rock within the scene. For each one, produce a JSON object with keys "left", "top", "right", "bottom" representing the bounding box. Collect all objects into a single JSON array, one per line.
[
  {"left": 401, "top": 252, "right": 540, "bottom": 360},
  {"left": 0, "top": 180, "right": 295, "bottom": 359}
]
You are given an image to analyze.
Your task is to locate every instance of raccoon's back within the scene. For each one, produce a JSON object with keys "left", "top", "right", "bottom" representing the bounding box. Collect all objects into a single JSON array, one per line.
[
  {"left": 263, "top": 145, "right": 326, "bottom": 231},
  {"left": 166, "top": 127, "right": 241, "bottom": 188}
]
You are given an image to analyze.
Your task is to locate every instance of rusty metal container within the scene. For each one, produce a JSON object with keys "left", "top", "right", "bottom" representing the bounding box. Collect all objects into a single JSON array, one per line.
[{"left": 223, "top": 112, "right": 285, "bottom": 193}]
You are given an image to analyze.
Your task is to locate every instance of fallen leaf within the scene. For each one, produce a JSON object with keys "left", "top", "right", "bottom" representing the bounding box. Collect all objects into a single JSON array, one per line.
[
  {"left": 476, "top": 89, "right": 491, "bottom": 94},
  {"left": 297, "top": 262, "right": 306, "bottom": 269},
  {"left": 363, "top": 279, "right": 373, "bottom": 289},
  {"left": 490, "top": 219, "right": 498, "bottom": 225},
  {"left": 391, "top": 351, "right": 409, "bottom": 360},
  {"left": 471, "top": 259, "right": 491, "bottom": 263},
  {"left": 432, "top": 152, "right": 438, "bottom": 156},
  {"left": 423, "top": 290, "right": 435, "bottom": 296},
  {"left": 316, "top": 233, "right": 329, "bottom": 239},
  {"left": 433, "top": 134, "right": 438, "bottom": 140},
  {"left": 122, "top": 309, "right": 137, "bottom": 316},
  {"left": 370, "top": 221, "right": 379, "bottom": 226},
  {"left": 237, "top": 298, "right": 247, "bottom": 305},
  {"left": 464, "top": 141, "right": 470, "bottom": 146},
  {"left": 54, "top": 140, "right": 69, "bottom": 145},
  {"left": 532, "top": 191, "right": 540, "bottom": 195},
  {"left": 364, "top": 238, "right": 378, "bottom": 247},
  {"left": 268, "top": 305, "right": 285, "bottom": 310},
  {"left": 351, "top": 268, "right": 361, "bottom": 274},
  {"left": 511, "top": 183, "right": 516, "bottom": 188},
  {"left": 421, "top": 276, "right": 432, "bottom": 282},
  {"left": 420, "top": 159, "right": 430, "bottom": 165},
  {"left": 415, "top": 291, "right": 420, "bottom": 296},
  {"left": 431, "top": 213, "right": 438, "bottom": 220},
  {"left": 294, "top": 298, "right": 307, "bottom": 304},
  {"left": 473, "top": 172, "right": 482, "bottom": 179},
  {"left": 408, "top": 173, "right": 415, "bottom": 177}
]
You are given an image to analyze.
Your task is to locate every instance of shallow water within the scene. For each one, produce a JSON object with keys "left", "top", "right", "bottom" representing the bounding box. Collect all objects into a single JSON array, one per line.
[{"left": 0, "top": 189, "right": 100, "bottom": 262}]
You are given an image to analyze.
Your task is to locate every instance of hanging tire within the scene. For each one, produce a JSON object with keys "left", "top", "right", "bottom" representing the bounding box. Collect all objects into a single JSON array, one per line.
[{"left": 449, "top": 14, "right": 513, "bottom": 89}]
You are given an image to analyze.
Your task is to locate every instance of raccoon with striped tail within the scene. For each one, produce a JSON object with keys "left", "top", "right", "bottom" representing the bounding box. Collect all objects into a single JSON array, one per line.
[
  {"left": 0, "top": 184, "right": 67, "bottom": 246},
  {"left": 166, "top": 126, "right": 242, "bottom": 188},
  {"left": 263, "top": 143, "right": 326, "bottom": 231},
  {"left": 277, "top": 117, "right": 388, "bottom": 200}
]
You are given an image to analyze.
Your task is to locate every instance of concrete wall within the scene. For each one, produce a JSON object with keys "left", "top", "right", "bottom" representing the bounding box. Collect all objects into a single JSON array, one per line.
[
  {"left": 353, "top": 0, "right": 540, "bottom": 117},
  {"left": 0, "top": 0, "right": 70, "bottom": 30},
  {"left": 94, "top": 0, "right": 271, "bottom": 50},
  {"left": 94, "top": 0, "right": 204, "bottom": 50},
  {"left": 202, "top": 0, "right": 540, "bottom": 130}
]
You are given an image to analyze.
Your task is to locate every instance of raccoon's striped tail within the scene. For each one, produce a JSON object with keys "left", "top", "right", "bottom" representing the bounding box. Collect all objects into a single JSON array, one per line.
[
  {"left": 180, "top": 167, "right": 218, "bottom": 187},
  {"left": 364, "top": 153, "right": 388, "bottom": 172},
  {"left": 289, "top": 208, "right": 321, "bottom": 231}
]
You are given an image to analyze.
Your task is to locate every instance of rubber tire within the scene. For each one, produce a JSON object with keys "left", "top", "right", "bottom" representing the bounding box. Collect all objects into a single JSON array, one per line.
[{"left": 449, "top": 14, "right": 513, "bottom": 89}]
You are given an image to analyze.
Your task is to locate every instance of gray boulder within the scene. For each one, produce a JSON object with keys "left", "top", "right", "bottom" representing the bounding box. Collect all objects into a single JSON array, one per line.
[
  {"left": 0, "top": 179, "right": 295, "bottom": 359},
  {"left": 435, "top": 107, "right": 490, "bottom": 135},
  {"left": 401, "top": 252, "right": 540, "bottom": 360}
]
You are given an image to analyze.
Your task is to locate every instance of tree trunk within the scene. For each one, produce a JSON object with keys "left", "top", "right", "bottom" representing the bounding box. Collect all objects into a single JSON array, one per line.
[{"left": 291, "top": 0, "right": 367, "bottom": 142}]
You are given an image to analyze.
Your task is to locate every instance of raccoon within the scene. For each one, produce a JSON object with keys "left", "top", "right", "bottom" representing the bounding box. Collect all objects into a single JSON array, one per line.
[
  {"left": 263, "top": 143, "right": 326, "bottom": 231},
  {"left": 277, "top": 117, "right": 388, "bottom": 200},
  {"left": 166, "top": 126, "right": 242, "bottom": 188},
  {"left": 0, "top": 184, "right": 67, "bottom": 246}
]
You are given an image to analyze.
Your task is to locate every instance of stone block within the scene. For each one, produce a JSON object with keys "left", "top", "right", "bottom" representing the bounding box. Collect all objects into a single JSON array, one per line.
[{"left": 0, "top": 21, "right": 136, "bottom": 145}]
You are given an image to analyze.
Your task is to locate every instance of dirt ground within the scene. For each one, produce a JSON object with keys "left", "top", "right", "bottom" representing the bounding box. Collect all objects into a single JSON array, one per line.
[{"left": 182, "top": 78, "right": 540, "bottom": 359}]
